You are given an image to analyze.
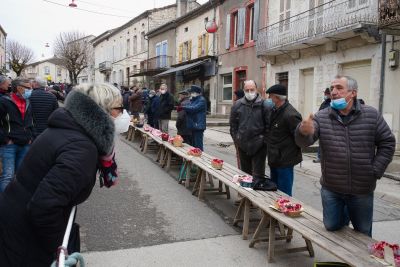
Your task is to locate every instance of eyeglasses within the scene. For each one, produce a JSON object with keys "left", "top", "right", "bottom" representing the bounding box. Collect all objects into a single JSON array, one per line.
[{"left": 112, "top": 106, "right": 124, "bottom": 111}]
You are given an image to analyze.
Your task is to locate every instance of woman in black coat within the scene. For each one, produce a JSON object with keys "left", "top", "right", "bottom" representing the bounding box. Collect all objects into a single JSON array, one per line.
[{"left": 0, "top": 83, "right": 126, "bottom": 266}]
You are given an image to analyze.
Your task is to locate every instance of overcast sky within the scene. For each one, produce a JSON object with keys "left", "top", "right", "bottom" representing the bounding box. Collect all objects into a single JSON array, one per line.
[{"left": 1, "top": 0, "right": 207, "bottom": 61}]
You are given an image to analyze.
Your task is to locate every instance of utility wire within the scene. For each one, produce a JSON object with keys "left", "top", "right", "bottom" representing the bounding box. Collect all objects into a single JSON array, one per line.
[
  {"left": 43, "top": 0, "right": 131, "bottom": 18},
  {"left": 76, "top": 0, "right": 136, "bottom": 14}
]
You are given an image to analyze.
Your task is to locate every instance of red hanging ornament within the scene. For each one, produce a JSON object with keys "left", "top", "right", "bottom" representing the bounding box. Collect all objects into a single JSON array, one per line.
[{"left": 205, "top": 20, "right": 218, "bottom": 33}]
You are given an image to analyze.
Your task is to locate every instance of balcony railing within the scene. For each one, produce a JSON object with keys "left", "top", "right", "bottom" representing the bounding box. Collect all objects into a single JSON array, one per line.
[
  {"left": 257, "top": 0, "right": 378, "bottom": 55},
  {"left": 379, "top": 0, "right": 400, "bottom": 27},
  {"left": 98, "top": 61, "right": 111, "bottom": 72},
  {"left": 140, "top": 55, "right": 172, "bottom": 72}
]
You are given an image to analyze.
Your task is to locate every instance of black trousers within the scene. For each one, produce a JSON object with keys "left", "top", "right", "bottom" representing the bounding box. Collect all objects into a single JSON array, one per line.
[{"left": 237, "top": 145, "right": 267, "bottom": 177}]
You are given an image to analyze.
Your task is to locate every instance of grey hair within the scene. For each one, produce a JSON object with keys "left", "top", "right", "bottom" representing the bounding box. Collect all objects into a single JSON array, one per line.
[
  {"left": 72, "top": 83, "right": 122, "bottom": 113},
  {"left": 0, "top": 75, "right": 8, "bottom": 84},
  {"left": 335, "top": 75, "right": 358, "bottom": 91},
  {"left": 11, "top": 77, "right": 30, "bottom": 92},
  {"left": 34, "top": 77, "right": 47, "bottom": 88},
  {"left": 244, "top": 80, "right": 257, "bottom": 88},
  {"left": 276, "top": 94, "right": 287, "bottom": 101}
]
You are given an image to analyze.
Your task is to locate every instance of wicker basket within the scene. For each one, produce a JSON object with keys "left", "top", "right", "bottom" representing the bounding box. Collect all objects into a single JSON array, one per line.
[
  {"left": 173, "top": 139, "right": 183, "bottom": 147},
  {"left": 188, "top": 150, "right": 202, "bottom": 157},
  {"left": 211, "top": 161, "right": 223, "bottom": 170},
  {"left": 284, "top": 209, "right": 303, "bottom": 217}
]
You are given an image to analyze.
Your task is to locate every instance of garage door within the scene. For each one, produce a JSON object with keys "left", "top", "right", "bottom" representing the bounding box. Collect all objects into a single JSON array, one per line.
[{"left": 342, "top": 60, "right": 371, "bottom": 105}]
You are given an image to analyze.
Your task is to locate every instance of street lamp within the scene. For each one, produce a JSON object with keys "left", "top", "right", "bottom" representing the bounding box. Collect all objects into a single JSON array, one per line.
[{"left": 69, "top": 0, "right": 77, "bottom": 8}]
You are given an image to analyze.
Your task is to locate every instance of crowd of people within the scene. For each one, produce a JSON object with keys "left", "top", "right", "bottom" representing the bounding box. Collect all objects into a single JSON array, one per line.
[
  {"left": 229, "top": 76, "right": 396, "bottom": 238},
  {"left": 120, "top": 82, "right": 207, "bottom": 151},
  {"left": 0, "top": 73, "right": 396, "bottom": 266}
]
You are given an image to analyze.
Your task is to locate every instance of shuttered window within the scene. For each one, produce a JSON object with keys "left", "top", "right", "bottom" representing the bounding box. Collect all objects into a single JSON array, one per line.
[
  {"left": 253, "top": 0, "right": 260, "bottom": 40},
  {"left": 237, "top": 8, "right": 246, "bottom": 45},
  {"left": 225, "top": 14, "right": 231, "bottom": 50},
  {"left": 178, "top": 43, "right": 183, "bottom": 63}
]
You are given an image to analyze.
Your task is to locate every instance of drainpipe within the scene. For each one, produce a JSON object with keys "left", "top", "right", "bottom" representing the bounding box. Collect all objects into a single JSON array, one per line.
[{"left": 379, "top": 33, "right": 386, "bottom": 113}]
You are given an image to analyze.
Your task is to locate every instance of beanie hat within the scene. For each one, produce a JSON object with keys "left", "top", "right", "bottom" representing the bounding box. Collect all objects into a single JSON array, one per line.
[
  {"left": 189, "top": 85, "right": 202, "bottom": 94},
  {"left": 266, "top": 84, "right": 287, "bottom": 96}
]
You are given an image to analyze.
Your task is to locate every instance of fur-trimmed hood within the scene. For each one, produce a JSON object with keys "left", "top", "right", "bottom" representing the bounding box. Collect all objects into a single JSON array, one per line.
[{"left": 57, "top": 90, "right": 115, "bottom": 155}]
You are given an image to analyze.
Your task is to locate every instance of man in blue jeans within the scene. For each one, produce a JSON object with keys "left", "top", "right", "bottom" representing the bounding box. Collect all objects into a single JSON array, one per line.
[
  {"left": 265, "top": 84, "right": 302, "bottom": 196},
  {"left": 0, "top": 77, "right": 33, "bottom": 192},
  {"left": 296, "top": 75, "right": 395, "bottom": 236}
]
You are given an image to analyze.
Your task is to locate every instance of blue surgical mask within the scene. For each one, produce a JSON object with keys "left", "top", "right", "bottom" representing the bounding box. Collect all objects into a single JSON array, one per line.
[
  {"left": 330, "top": 97, "right": 348, "bottom": 110},
  {"left": 266, "top": 98, "right": 275, "bottom": 108},
  {"left": 324, "top": 96, "right": 329, "bottom": 100},
  {"left": 23, "top": 89, "right": 32, "bottom": 100}
]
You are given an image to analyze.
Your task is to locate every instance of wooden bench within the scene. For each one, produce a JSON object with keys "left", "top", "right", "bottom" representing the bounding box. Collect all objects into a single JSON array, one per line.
[{"left": 126, "top": 128, "right": 386, "bottom": 266}]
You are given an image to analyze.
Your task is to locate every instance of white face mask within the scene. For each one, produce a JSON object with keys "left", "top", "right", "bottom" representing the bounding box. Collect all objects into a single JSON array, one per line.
[
  {"left": 245, "top": 92, "right": 257, "bottom": 101},
  {"left": 160, "top": 89, "right": 167, "bottom": 94},
  {"left": 114, "top": 109, "right": 131, "bottom": 134},
  {"left": 190, "top": 92, "right": 199, "bottom": 98}
]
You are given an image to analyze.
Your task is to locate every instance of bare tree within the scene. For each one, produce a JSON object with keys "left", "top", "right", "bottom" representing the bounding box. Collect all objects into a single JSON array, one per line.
[
  {"left": 6, "top": 40, "right": 34, "bottom": 76},
  {"left": 54, "top": 31, "right": 93, "bottom": 85}
]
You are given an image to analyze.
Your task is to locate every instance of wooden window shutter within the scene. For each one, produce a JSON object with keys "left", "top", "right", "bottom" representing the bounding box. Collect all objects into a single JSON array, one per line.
[
  {"left": 205, "top": 33, "right": 209, "bottom": 55},
  {"left": 198, "top": 35, "right": 202, "bottom": 57},
  {"left": 178, "top": 43, "right": 183, "bottom": 63},
  {"left": 188, "top": 40, "right": 192, "bottom": 60},
  {"left": 237, "top": 8, "right": 246, "bottom": 45},
  {"left": 253, "top": 0, "right": 260, "bottom": 41},
  {"left": 225, "top": 14, "right": 231, "bottom": 50}
]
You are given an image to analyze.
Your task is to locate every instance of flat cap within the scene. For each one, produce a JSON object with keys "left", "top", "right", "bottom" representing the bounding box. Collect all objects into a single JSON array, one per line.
[{"left": 266, "top": 84, "right": 287, "bottom": 96}]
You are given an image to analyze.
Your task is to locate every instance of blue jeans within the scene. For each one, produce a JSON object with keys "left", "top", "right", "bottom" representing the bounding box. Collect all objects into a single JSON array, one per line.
[
  {"left": 321, "top": 187, "right": 373, "bottom": 237},
  {"left": 0, "top": 144, "right": 30, "bottom": 192},
  {"left": 192, "top": 130, "right": 204, "bottom": 151},
  {"left": 270, "top": 166, "right": 294, "bottom": 196}
]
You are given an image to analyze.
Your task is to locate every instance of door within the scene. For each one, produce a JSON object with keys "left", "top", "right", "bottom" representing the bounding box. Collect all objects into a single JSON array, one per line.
[
  {"left": 342, "top": 60, "right": 371, "bottom": 105},
  {"left": 301, "top": 68, "right": 314, "bottom": 117}
]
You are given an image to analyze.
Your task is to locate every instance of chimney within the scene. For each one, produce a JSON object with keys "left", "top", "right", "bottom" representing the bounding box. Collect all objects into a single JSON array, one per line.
[{"left": 177, "top": 0, "right": 187, "bottom": 18}]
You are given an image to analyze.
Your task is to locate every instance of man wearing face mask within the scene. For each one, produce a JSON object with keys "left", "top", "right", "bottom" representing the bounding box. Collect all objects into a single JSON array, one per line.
[
  {"left": 230, "top": 80, "right": 269, "bottom": 179},
  {"left": 183, "top": 85, "right": 207, "bottom": 150},
  {"left": 265, "top": 84, "right": 302, "bottom": 196},
  {"left": 295, "top": 75, "right": 395, "bottom": 237},
  {"left": 0, "top": 77, "right": 34, "bottom": 192},
  {"left": 157, "top": 84, "right": 174, "bottom": 133}
]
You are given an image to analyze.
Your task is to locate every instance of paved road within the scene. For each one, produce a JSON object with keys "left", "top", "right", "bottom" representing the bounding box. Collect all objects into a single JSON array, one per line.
[{"left": 77, "top": 128, "right": 400, "bottom": 266}]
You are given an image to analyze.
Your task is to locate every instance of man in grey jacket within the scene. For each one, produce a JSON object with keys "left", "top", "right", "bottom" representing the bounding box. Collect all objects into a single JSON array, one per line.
[{"left": 295, "top": 75, "right": 395, "bottom": 236}]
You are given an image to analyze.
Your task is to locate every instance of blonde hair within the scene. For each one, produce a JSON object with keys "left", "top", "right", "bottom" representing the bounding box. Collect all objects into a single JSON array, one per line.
[{"left": 73, "top": 83, "right": 122, "bottom": 113}]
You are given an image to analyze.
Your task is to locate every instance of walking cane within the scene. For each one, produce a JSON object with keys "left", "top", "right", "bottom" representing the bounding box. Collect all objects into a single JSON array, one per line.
[{"left": 51, "top": 206, "right": 84, "bottom": 267}]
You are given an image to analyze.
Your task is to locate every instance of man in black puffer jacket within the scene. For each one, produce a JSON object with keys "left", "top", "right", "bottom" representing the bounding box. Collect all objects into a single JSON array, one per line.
[
  {"left": 30, "top": 77, "right": 58, "bottom": 138},
  {"left": 230, "top": 80, "right": 269, "bottom": 178},
  {"left": 266, "top": 84, "right": 302, "bottom": 196},
  {"left": 0, "top": 77, "right": 34, "bottom": 192},
  {"left": 296, "top": 75, "right": 395, "bottom": 237}
]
